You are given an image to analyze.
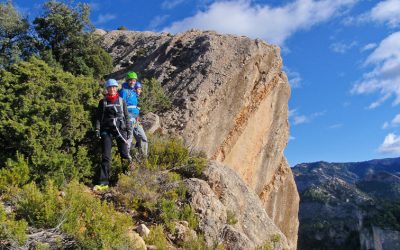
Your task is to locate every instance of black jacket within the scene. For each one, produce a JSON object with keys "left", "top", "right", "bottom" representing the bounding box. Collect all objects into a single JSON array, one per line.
[{"left": 95, "top": 97, "right": 132, "bottom": 134}]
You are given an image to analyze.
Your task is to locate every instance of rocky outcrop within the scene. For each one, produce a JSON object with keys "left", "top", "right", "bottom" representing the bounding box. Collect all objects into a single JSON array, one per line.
[
  {"left": 99, "top": 29, "right": 299, "bottom": 249},
  {"left": 185, "top": 162, "right": 290, "bottom": 249}
]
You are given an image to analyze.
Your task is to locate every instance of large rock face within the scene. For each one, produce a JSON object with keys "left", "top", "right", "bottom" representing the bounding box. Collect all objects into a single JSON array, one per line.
[
  {"left": 99, "top": 29, "right": 299, "bottom": 249},
  {"left": 185, "top": 162, "right": 290, "bottom": 249}
]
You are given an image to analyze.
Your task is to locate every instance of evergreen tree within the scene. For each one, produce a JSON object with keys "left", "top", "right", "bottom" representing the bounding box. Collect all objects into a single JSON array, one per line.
[
  {"left": 0, "top": 57, "right": 101, "bottom": 184},
  {"left": 0, "top": 1, "right": 36, "bottom": 68},
  {"left": 33, "top": 1, "right": 112, "bottom": 78}
]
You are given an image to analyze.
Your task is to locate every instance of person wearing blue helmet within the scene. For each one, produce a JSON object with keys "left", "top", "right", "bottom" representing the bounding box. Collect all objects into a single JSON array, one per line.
[
  {"left": 119, "top": 71, "right": 148, "bottom": 158},
  {"left": 94, "top": 79, "right": 132, "bottom": 190}
]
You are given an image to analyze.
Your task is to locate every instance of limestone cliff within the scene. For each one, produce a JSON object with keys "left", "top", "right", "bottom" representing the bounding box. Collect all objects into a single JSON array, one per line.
[{"left": 99, "top": 29, "right": 299, "bottom": 249}]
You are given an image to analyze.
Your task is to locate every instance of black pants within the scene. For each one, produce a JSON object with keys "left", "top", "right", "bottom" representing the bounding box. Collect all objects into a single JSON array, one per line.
[{"left": 99, "top": 129, "right": 130, "bottom": 185}]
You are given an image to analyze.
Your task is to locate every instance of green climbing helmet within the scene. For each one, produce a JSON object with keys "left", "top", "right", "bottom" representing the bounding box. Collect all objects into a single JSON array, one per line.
[{"left": 126, "top": 71, "right": 138, "bottom": 80}]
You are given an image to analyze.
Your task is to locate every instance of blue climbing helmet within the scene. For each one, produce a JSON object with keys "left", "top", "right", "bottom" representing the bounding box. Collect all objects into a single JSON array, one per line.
[
  {"left": 135, "top": 82, "right": 142, "bottom": 90},
  {"left": 105, "top": 79, "right": 118, "bottom": 88}
]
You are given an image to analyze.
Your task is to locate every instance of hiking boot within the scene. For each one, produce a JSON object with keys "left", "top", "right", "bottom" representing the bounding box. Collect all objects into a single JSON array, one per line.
[{"left": 93, "top": 184, "right": 109, "bottom": 191}]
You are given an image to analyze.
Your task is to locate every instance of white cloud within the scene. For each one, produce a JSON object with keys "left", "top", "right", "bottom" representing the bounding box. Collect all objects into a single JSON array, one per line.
[
  {"left": 290, "top": 109, "right": 326, "bottom": 125},
  {"left": 351, "top": 31, "right": 400, "bottom": 108},
  {"left": 162, "top": 0, "right": 357, "bottom": 46},
  {"left": 149, "top": 15, "right": 170, "bottom": 30},
  {"left": 361, "top": 43, "right": 377, "bottom": 52},
  {"left": 294, "top": 115, "right": 309, "bottom": 125},
  {"left": 382, "top": 121, "right": 390, "bottom": 129},
  {"left": 284, "top": 67, "right": 302, "bottom": 88},
  {"left": 369, "top": 0, "right": 400, "bottom": 27},
  {"left": 95, "top": 13, "right": 116, "bottom": 24},
  {"left": 162, "top": 0, "right": 185, "bottom": 9},
  {"left": 382, "top": 113, "right": 400, "bottom": 129},
  {"left": 288, "top": 109, "right": 297, "bottom": 118},
  {"left": 378, "top": 133, "right": 400, "bottom": 154},
  {"left": 330, "top": 41, "right": 357, "bottom": 54},
  {"left": 328, "top": 123, "right": 343, "bottom": 129}
]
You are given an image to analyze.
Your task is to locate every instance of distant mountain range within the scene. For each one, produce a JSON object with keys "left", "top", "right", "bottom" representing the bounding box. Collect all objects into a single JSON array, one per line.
[{"left": 293, "top": 157, "right": 400, "bottom": 250}]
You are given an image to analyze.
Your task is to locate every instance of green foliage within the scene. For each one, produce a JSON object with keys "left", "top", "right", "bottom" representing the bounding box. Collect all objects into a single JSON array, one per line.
[
  {"left": 181, "top": 234, "right": 209, "bottom": 250},
  {"left": 115, "top": 169, "right": 159, "bottom": 210},
  {"left": 181, "top": 204, "right": 199, "bottom": 229},
  {"left": 271, "top": 234, "right": 281, "bottom": 244},
  {"left": 117, "top": 26, "right": 127, "bottom": 30},
  {"left": 302, "top": 186, "right": 331, "bottom": 203},
  {"left": 226, "top": 210, "right": 238, "bottom": 225},
  {"left": 0, "top": 203, "right": 28, "bottom": 247},
  {"left": 0, "top": 153, "right": 29, "bottom": 193},
  {"left": 15, "top": 180, "right": 135, "bottom": 249},
  {"left": 140, "top": 78, "right": 171, "bottom": 114},
  {"left": 255, "top": 241, "right": 273, "bottom": 250},
  {"left": 16, "top": 180, "right": 62, "bottom": 228},
  {"left": 361, "top": 200, "right": 400, "bottom": 231},
  {"left": 0, "top": 1, "right": 35, "bottom": 68},
  {"left": 61, "top": 181, "right": 134, "bottom": 249},
  {"left": 33, "top": 1, "right": 112, "bottom": 78},
  {"left": 144, "top": 225, "right": 170, "bottom": 250},
  {"left": 159, "top": 198, "right": 179, "bottom": 232},
  {"left": 177, "top": 155, "right": 207, "bottom": 178},
  {"left": 146, "top": 135, "right": 189, "bottom": 170},
  {"left": 0, "top": 57, "right": 100, "bottom": 184}
]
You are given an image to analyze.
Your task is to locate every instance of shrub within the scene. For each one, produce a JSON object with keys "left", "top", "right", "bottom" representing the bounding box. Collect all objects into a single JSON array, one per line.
[
  {"left": 180, "top": 204, "right": 199, "bottom": 229},
  {"left": 15, "top": 180, "right": 135, "bottom": 249},
  {"left": 0, "top": 57, "right": 100, "bottom": 185},
  {"left": 140, "top": 78, "right": 171, "bottom": 114},
  {"left": 0, "top": 203, "right": 28, "bottom": 247},
  {"left": 144, "top": 225, "right": 170, "bottom": 250},
  {"left": 16, "top": 180, "right": 62, "bottom": 228},
  {"left": 115, "top": 169, "right": 159, "bottom": 211},
  {"left": 226, "top": 210, "right": 238, "bottom": 225},
  {"left": 146, "top": 135, "right": 189, "bottom": 170},
  {"left": 0, "top": 153, "right": 29, "bottom": 193},
  {"left": 61, "top": 181, "right": 135, "bottom": 249},
  {"left": 181, "top": 234, "right": 209, "bottom": 250}
]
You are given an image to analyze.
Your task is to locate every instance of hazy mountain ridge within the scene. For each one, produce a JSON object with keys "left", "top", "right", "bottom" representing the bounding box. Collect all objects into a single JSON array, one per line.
[{"left": 293, "top": 157, "right": 400, "bottom": 250}]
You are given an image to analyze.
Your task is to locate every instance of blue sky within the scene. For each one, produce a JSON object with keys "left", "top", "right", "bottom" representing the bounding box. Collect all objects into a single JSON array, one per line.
[{"left": 13, "top": 0, "right": 400, "bottom": 166}]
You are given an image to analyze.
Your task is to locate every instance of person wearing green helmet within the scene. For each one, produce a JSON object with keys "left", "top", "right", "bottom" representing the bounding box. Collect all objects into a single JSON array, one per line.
[{"left": 119, "top": 71, "right": 148, "bottom": 158}]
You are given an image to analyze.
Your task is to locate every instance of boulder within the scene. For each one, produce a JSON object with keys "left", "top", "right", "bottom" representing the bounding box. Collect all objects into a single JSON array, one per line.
[{"left": 185, "top": 162, "right": 290, "bottom": 249}]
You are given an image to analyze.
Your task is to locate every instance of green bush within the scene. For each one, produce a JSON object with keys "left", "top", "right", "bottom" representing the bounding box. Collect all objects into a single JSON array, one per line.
[
  {"left": 15, "top": 180, "right": 135, "bottom": 249},
  {"left": 140, "top": 78, "right": 171, "bottom": 114},
  {"left": 180, "top": 204, "right": 199, "bottom": 229},
  {"left": 159, "top": 198, "right": 179, "bottom": 232},
  {"left": 0, "top": 57, "right": 100, "bottom": 185},
  {"left": 0, "top": 203, "right": 28, "bottom": 247},
  {"left": 61, "top": 181, "right": 135, "bottom": 249},
  {"left": 115, "top": 169, "right": 159, "bottom": 211},
  {"left": 144, "top": 225, "right": 170, "bottom": 250},
  {"left": 0, "top": 153, "right": 29, "bottom": 193},
  {"left": 146, "top": 135, "right": 189, "bottom": 170},
  {"left": 181, "top": 234, "right": 209, "bottom": 250},
  {"left": 16, "top": 180, "right": 63, "bottom": 228},
  {"left": 226, "top": 210, "right": 238, "bottom": 225}
]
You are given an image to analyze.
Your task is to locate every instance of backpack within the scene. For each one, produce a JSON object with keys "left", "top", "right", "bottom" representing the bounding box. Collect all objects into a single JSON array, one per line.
[{"left": 101, "top": 97, "right": 125, "bottom": 124}]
